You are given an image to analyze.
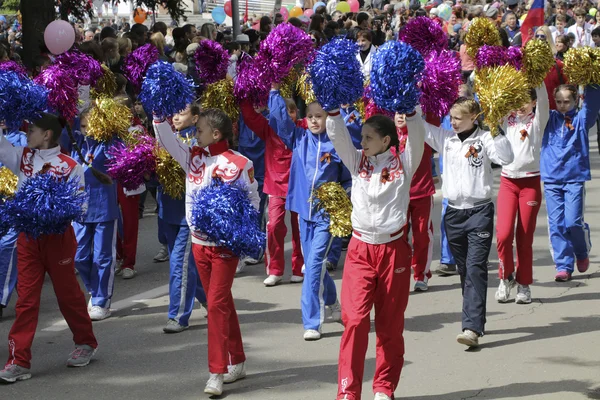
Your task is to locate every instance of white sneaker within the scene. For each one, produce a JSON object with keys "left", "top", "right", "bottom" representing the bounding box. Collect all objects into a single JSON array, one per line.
[
  {"left": 204, "top": 373, "right": 224, "bottom": 395},
  {"left": 301, "top": 264, "right": 305, "bottom": 273},
  {"left": 223, "top": 362, "right": 246, "bottom": 383},
  {"left": 153, "top": 244, "right": 169, "bottom": 263},
  {"left": 495, "top": 279, "right": 515, "bottom": 303},
  {"left": 89, "top": 306, "right": 111, "bottom": 321},
  {"left": 243, "top": 256, "right": 260, "bottom": 265},
  {"left": 414, "top": 278, "right": 429, "bottom": 292},
  {"left": 235, "top": 259, "right": 246, "bottom": 275},
  {"left": 515, "top": 284, "right": 532, "bottom": 304},
  {"left": 327, "top": 299, "right": 342, "bottom": 322},
  {"left": 87, "top": 297, "right": 92, "bottom": 312},
  {"left": 290, "top": 275, "right": 304, "bottom": 283},
  {"left": 374, "top": 393, "right": 392, "bottom": 400},
  {"left": 115, "top": 260, "right": 124, "bottom": 276},
  {"left": 122, "top": 268, "right": 136, "bottom": 279},
  {"left": 303, "top": 329, "right": 321, "bottom": 341},
  {"left": 263, "top": 275, "right": 282, "bottom": 287}
]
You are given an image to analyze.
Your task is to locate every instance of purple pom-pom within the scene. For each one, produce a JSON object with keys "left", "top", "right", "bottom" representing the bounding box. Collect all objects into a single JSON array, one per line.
[
  {"left": 123, "top": 43, "right": 159, "bottom": 92},
  {"left": 139, "top": 61, "right": 196, "bottom": 119},
  {"left": 399, "top": 17, "right": 448, "bottom": 57},
  {"left": 507, "top": 46, "right": 523, "bottom": 70},
  {"left": 420, "top": 50, "right": 462, "bottom": 117},
  {"left": 194, "top": 40, "right": 229, "bottom": 84},
  {"left": 370, "top": 41, "right": 424, "bottom": 114},
  {"left": 34, "top": 65, "right": 78, "bottom": 121},
  {"left": 309, "top": 38, "right": 364, "bottom": 111},
  {"left": 55, "top": 49, "right": 103, "bottom": 86},
  {"left": 0, "top": 61, "right": 27, "bottom": 77},
  {"left": 259, "top": 23, "right": 314, "bottom": 82},
  {"left": 476, "top": 45, "right": 523, "bottom": 70},
  {"left": 4, "top": 173, "right": 87, "bottom": 238},
  {"left": 190, "top": 178, "right": 266, "bottom": 257},
  {"left": 234, "top": 56, "right": 272, "bottom": 107},
  {"left": 0, "top": 71, "right": 48, "bottom": 131},
  {"left": 106, "top": 135, "right": 157, "bottom": 191}
]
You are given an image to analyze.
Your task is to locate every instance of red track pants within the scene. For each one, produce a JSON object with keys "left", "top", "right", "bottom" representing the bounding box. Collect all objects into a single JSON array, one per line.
[
  {"left": 192, "top": 244, "right": 245, "bottom": 373},
  {"left": 265, "top": 196, "right": 304, "bottom": 277},
  {"left": 7, "top": 227, "right": 97, "bottom": 369},
  {"left": 407, "top": 196, "right": 434, "bottom": 281},
  {"left": 496, "top": 176, "right": 542, "bottom": 285},
  {"left": 116, "top": 187, "right": 139, "bottom": 270},
  {"left": 337, "top": 235, "right": 412, "bottom": 400}
]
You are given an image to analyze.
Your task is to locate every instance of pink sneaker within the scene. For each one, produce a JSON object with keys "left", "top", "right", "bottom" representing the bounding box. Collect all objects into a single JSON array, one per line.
[
  {"left": 555, "top": 271, "right": 572, "bottom": 282},
  {"left": 576, "top": 258, "right": 590, "bottom": 273}
]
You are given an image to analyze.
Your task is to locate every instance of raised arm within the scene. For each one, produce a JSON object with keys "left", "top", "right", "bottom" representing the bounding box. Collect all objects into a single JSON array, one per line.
[
  {"left": 268, "top": 89, "right": 298, "bottom": 149},
  {"left": 239, "top": 100, "right": 272, "bottom": 141},
  {"left": 534, "top": 82, "right": 550, "bottom": 132},
  {"left": 326, "top": 110, "right": 362, "bottom": 174},
  {"left": 402, "top": 109, "right": 426, "bottom": 180},
  {"left": 0, "top": 130, "right": 24, "bottom": 175},
  {"left": 578, "top": 84, "right": 600, "bottom": 131},
  {"left": 153, "top": 120, "right": 190, "bottom": 172}
]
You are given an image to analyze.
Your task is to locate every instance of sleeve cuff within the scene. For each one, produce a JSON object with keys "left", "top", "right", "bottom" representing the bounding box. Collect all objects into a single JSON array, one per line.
[{"left": 328, "top": 109, "right": 341, "bottom": 116}]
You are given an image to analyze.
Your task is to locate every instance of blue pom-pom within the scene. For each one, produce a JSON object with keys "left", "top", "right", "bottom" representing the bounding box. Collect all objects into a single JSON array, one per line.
[
  {"left": 309, "top": 38, "right": 364, "bottom": 111},
  {"left": 0, "top": 70, "right": 48, "bottom": 131},
  {"left": 190, "top": 179, "right": 265, "bottom": 257},
  {"left": 139, "top": 61, "right": 196, "bottom": 119},
  {"left": 0, "top": 199, "right": 10, "bottom": 238},
  {"left": 370, "top": 41, "right": 424, "bottom": 114},
  {"left": 4, "top": 174, "right": 87, "bottom": 238}
]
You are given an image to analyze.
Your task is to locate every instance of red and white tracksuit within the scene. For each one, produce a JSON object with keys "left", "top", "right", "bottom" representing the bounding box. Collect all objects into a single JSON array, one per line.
[
  {"left": 154, "top": 120, "right": 258, "bottom": 374},
  {"left": 327, "top": 110, "right": 425, "bottom": 400},
  {"left": 0, "top": 138, "right": 97, "bottom": 369},
  {"left": 239, "top": 100, "right": 304, "bottom": 278},
  {"left": 496, "top": 84, "right": 549, "bottom": 285}
]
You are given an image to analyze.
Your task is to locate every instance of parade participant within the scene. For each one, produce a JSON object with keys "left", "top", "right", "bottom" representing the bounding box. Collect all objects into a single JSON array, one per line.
[
  {"left": 541, "top": 84, "right": 600, "bottom": 281},
  {"left": 327, "top": 108, "right": 424, "bottom": 400},
  {"left": 153, "top": 108, "right": 257, "bottom": 396},
  {"left": 424, "top": 98, "right": 514, "bottom": 347},
  {"left": 495, "top": 85, "right": 549, "bottom": 304},
  {"left": 0, "top": 113, "right": 98, "bottom": 382}
]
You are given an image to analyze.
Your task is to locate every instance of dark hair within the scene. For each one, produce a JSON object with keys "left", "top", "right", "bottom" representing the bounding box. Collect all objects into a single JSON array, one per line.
[
  {"left": 528, "top": 87, "right": 537, "bottom": 102},
  {"left": 79, "top": 40, "right": 104, "bottom": 62},
  {"left": 130, "top": 23, "right": 149, "bottom": 44},
  {"left": 190, "top": 102, "right": 201, "bottom": 116},
  {"left": 415, "top": 8, "right": 427, "bottom": 17},
  {"left": 592, "top": 27, "right": 600, "bottom": 37},
  {"left": 114, "top": 73, "right": 127, "bottom": 94},
  {"left": 259, "top": 16, "right": 272, "bottom": 33},
  {"left": 554, "top": 84, "right": 578, "bottom": 101},
  {"left": 316, "top": 5, "right": 327, "bottom": 15},
  {"left": 309, "top": 30, "right": 327, "bottom": 47},
  {"left": 182, "top": 23, "right": 196, "bottom": 36},
  {"left": 199, "top": 108, "right": 233, "bottom": 142},
  {"left": 356, "top": 29, "right": 373, "bottom": 41},
  {"left": 225, "top": 41, "right": 240, "bottom": 54},
  {"left": 309, "top": 14, "right": 325, "bottom": 32},
  {"left": 364, "top": 115, "right": 399, "bottom": 151},
  {"left": 152, "top": 21, "right": 168, "bottom": 36},
  {"left": 357, "top": 12, "right": 370, "bottom": 26},
  {"left": 100, "top": 26, "right": 117, "bottom": 40},
  {"left": 32, "top": 112, "right": 64, "bottom": 144},
  {"left": 288, "top": 17, "right": 303, "bottom": 28}
]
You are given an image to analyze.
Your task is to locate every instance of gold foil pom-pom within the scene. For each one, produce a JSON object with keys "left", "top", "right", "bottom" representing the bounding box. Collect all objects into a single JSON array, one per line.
[
  {"left": 475, "top": 65, "right": 530, "bottom": 135},
  {"left": 522, "top": 39, "right": 555, "bottom": 88},
  {"left": 200, "top": 78, "right": 239, "bottom": 122},
  {"left": 465, "top": 18, "right": 502, "bottom": 59},
  {"left": 563, "top": 47, "right": 600, "bottom": 86},
  {"left": 297, "top": 70, "right": 317, "bottom": 104},
  {"left": 279, "top": 67, "right": 300, "bottom": 99},
  {"left": 154, "top": 147, "right": 186, "bottom": 200},
  {"left": 0, "top": 166, "right": 17, "bottom": 198},
  {"left": 91, "top": 65, "right": 117, "bottom": 99},
  {"left": 313, "top": 182, "right": 353, "bottom": 238},
  {"left": 86, "top": 98, "right": 132, "bottom": 142}
]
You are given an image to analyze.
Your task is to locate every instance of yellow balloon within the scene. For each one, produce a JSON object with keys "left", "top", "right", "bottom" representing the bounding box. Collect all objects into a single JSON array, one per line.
[
  {"left": 290, "top": 6, "right": 303, "bottom": 18},
  {"left": 336, "top": 2, "right": 351, "bottom": 13}
]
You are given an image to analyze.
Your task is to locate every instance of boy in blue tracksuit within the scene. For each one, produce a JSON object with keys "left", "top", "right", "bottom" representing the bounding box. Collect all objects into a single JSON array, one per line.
[
  {"left": 160, "top": 104, "right": 207, "bottom": 333},
  {"left": 66, "top": 110, "right": 119, "bottom": 321},
  {"left": 272, "top": 89, "right": 351, "bottom": 341},
  {"left": 0, "top": 127, "right": 27, "bottom": 318},
  {"left": 541, "top": 84, "right": 600, "bottom": 282}
]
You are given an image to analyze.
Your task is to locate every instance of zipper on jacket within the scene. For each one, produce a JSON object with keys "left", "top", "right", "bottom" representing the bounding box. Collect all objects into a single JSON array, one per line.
[{"left": 308, "top": 134, "right": 322, "bottom": 220}]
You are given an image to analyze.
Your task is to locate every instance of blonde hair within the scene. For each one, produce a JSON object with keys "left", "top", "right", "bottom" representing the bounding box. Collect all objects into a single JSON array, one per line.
[
  {"left": 150, "top": 32, "right": 166, "bottom": 56},
  {"left": 451, "top": 97, "right": 481, "bottom": 117},
  {"left": 535, "top": 26, "right": 557, "bottom": 55},
  {"left": 117, "top": 37, "right": 132, "bottom": 57}
]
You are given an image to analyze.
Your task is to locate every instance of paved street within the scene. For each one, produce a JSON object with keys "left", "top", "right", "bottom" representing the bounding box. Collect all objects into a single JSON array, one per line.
[{"left": 1, "top": 138, "right": 600, "bottom": 400}]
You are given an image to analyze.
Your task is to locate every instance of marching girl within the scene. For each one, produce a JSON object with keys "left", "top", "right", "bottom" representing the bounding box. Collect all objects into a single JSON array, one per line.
[
  {"left": 541, "top": 84, "right": 600, "bottom": 281},
  {"left": 153, "top": 108, "right": 258, "bottom": 396},
  {"left": 495, "top": 84, "right": 549, "bottom": 303},
  {"left": 326, "top": 107, "right": 424, "bottom": 400}
]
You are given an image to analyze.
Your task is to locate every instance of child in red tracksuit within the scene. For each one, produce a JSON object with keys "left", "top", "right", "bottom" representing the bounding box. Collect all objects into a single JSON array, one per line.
[
  {"left": 396, "top": 114, "right": 436, "bottom": 292},
  {"left": 0, "top": 113, "right": 98, "bottom": 383},
  {"left": 326, "top": 107, "right": 425, "bottom": 400},
  {"left": 239, "top": 93, "right": 305, "bottom": 287},
  {"left": 153, "top": 109, "right": 258, "bottom": 397}
]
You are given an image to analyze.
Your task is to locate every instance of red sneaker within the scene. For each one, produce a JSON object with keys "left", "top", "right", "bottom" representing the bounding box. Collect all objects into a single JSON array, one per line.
[
  {"left": 576, "top": 258, "right": 590, "bottom": 273},
  {"left": 555, "top": 271, "right": 572, "bottom": 282}
]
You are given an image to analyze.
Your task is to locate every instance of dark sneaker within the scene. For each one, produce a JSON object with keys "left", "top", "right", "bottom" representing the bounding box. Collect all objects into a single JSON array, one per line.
[
  {"left": 66, "top": 345, "right": 96, "bottom": 367},
  {"left": 434, "top": 263, "right": 458, "bottom": 276},
  {"left": 163, "top": 319, "right": 189, "bottom": 334},
  {"left": 456, "top": 329, "right": 479, "bottom": 348},
  {"left": 0, "top": 364, "right": 31, "bottom": 383},
  {"left": 555, "top": 271, "right": 572, "bottom": 282},
  {"left": 577, "top": 258, "right": 590, "bottom": 273},
  {"left": 325, "top": 261, "right": 337, "bottom": 272}
]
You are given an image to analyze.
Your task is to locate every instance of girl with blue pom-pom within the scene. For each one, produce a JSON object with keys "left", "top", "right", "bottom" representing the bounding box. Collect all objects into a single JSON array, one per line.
[
  {"left": 0, "top": 113, "right": 98, "bottom": 383},
  {"left": 153, "top": 108, "right": 258, "bottom": 397}
]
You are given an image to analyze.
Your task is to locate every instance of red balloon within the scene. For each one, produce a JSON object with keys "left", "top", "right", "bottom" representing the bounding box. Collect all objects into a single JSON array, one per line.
[{"left": 224, "top": 1, "right": 232, "bottom": 17}]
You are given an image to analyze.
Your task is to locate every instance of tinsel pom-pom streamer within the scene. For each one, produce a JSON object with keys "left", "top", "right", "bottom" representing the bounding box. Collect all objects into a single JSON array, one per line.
[
  {"left": 190, "top": 178, "right": 266, "bottom": 256},
  {"left": 194, "top": 40, "right": 229, "bottom": 84},
  {"left": 106, "top": 135, "right": 157, "bottom": 191},
  {"left": 398, "top": 16, "right": 448, "bottom": 57},
  {"left": 474, "top": 65, "right": 530, "bottom": 135},
  {"left": 122, "top": 43, "right": 159, "bottom": 92},
  {"left": 464, "top": 18, "right": 502, "bottom": 58},
  {"left": 4, "top": 174, "right": 87, "bottom": 238},
  {"left": 563, "top": 47, "right": 600, "bottom": 86},
  {"left": 154, "top": 147, "right": 186, "bottom": 199},
  {"left": 507, "top": 46, "right": 523, "bottom": 70},
  {"left": 139, "top": 61, "right": 196, "bottom": 119},
  {"left": 86, "top": 98, "right": 133, "bottom": 141},
  {"left": 475, "top": 45, "right": 510, "bottom": 69},
  {"left": 312, "top": 182, "right": 353, "bottom": 238},
  {"left": 91, "top": 64, "right": 117, "bottom": 99},
  {"left": 0, "top": 166, "right": 18, "bottom": 198},
  {"left": 279, "top": 67, "right": 301, "bottom": 99},
  {"left": 370, "top": 41, "right": 424, "bottom": 114},
  {"left": 233, "top": 56, "right": 272, "bottom": 106},
  {"left": 0, "top": 71, "right": 49, "bottom": 131},
  {"left": 309, "top": 38, "right": 364, "bottom": 111},
  {"left": 55, "top": 49, "right": 103, "bottom": 87},
  {"left": 296, "top": 70, "right": 316, "bottom": 104},
  {"left": 200, "top": 78, "right": 240, "bottom": 121},
  {"left": 522, "top": 39, "right": 555, "bottom": 88},
  {"left": 0, "top": 199, "right": 9, "bottom": 238},
  {"left": 259, "top": 23, "right": 314, "bottom": 82},
  {"left": 420, "top": 50, "right": 462, "bottom": 117},
  {"left": 0, "top": 60, "right": 27, "bottom": 77},
  {"left": 34, "top": 65, "right": 79, "bottom": 121}
]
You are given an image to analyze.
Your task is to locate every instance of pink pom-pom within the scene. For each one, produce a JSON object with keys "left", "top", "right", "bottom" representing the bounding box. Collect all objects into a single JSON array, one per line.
[
  {"left": 34, "top": 65, "right": 79, "bottom": 121},
  {"left": 420, "top": 50, "right": 462, "bottom": 117},
  {"left": 398, "top": 17, "right": 448, "bottom": 58},
  {"left": 55, "top": 49, "right": 103, "bottom": 86},
  {"left": 123, "top": 44, "right": 159, "bottom": 92},
  {"left": 194, "top": 40, "right": 229, "bottom": 84},
  {"left": 0, "top": 61, "right": 27, "bottom": 77},
  {"left": 106, "top": 135, "right": 157, "bottom": 191},
  {"left": 259, "top": 23, "right": 314, "bottom": 82},
  {"left": 234, "top": 56, "right": 272, "bottom": 107}
]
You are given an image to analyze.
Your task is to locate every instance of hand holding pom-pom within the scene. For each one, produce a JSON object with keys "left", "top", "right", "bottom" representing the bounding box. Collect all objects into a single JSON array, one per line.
[
  {"left": 140, "top": 61, "right": 196, "bottom": 119},
  {"left": 398, "top": 17, "right": 448, "bottom": 58}
]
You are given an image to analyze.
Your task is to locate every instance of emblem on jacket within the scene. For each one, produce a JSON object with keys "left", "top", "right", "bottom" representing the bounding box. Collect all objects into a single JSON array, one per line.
[{"left": 464, "top": 142, "right": 483, "bottom": 168}]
